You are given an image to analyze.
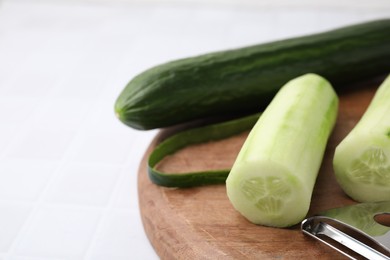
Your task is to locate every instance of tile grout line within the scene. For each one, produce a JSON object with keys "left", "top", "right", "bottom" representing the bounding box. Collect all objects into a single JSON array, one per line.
[
  {"left": 3, "top": 127, "right": 83, "bottom": 258},
  {"left": 0, "top": 41, "right": 86, "bottom": 162},
  {"left": 80, "top": 114, "right": 148, "bottom": 259},
  {"left": 0, "top": 0, "right": 134, "bottom": 253},
  {"left": 0, "top": 13, "right": 75, "bottom": 257},
  {"left": 1, "top": 4, "right": 147, "bottom": 257},
  {"left": 2, "top": 66, "right": 111, "bottom": 260},
  {"left": 76, "top": 47, "right": 159, "bottom": 258}
]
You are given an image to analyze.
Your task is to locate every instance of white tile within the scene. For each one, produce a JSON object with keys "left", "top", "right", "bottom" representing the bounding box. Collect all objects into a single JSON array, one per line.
[
  {"left": 6, "top": 255, "right": 65, "bottom": 260},
  {"left": 22, "top": 41, "right": 85, "bottom": 78},
  {"left": 6, "top": 257, "right": 58, "bottom": 260},
  {"left": 30, "top": 97, "right": 90, "bottom": 133},
  {"left": 7, "top": 257, "right": 65, "bottom": 260},
  {"left": 44, "top": 163, "right": 121, "bottom": 206},
  {"left": 112, "top": 163, "right": 144, "bottom": 210},
  {"left": 0, "top": 203, "right": 32, "bottom": 252},
  {"left": 70, "top": 133, "right": 134, "bottom": 164},
  {"left": 51, "top": 68, "right": 107, "bottom": 99},
  {"left": 111, "top": 132, "right": 157, "bottom": 209},
  {"left": 83, "top": 98, "right": 136, "bottom": 136},
  {"left": 3, "top": 67, "right": 58, "bottom": 98},
  {"left": 0, "top": 124, "right": 19, "bottom": 155},
  {"left": 0, "top": 97, "right": 41, "bottom": 125},
  {"left": 6, "top": 129, "right": 74, "bottom": 161},
  {"left": 88, "top": 210, "right": 157, "bottom": 260},
  {"left": 0, "top": 160, "right": 57, "bottom": 201},
  {"left": 111, "top": 171, "right": 137, "bottom": 210},
  {"left": 14, "top": 206, "right": 101, "bottom": 259}
]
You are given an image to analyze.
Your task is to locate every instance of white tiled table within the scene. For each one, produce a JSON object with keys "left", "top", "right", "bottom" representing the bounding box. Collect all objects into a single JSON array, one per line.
[{"left": 0, "top": 1, "right": 388, "bottom": 259}]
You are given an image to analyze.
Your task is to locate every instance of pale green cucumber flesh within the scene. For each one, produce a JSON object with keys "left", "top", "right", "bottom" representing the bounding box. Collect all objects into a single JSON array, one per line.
[
  {"left": 227, "top": 161, "right": 309, "bottom": 227},
  {"left": 349, "top": 148, "right": 390, "bottom": 186},
  {"left": 226, "top": 73, "right": 338, "bottom": 227},
  {"left": 334, "top": 136, "right": 390, "bottom": 202},
  {"left": 333, "top": 74, "right": 390, "bottom": 202}
]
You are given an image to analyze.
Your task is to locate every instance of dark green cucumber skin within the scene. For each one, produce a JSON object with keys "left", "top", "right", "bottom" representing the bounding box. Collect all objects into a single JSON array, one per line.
[{"left": 115, "top": 19, "right": 390, "bottom": 130}]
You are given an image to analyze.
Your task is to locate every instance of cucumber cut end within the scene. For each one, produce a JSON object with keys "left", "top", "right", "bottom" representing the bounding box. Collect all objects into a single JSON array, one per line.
[
  {"left": 240, "top": 176, "right": 292, "bottom": 214},
  {"left": 334, "top": 138, "right": 390, "bottom": 202},
  {"left": 334, "top": 75, "right": 390, "bottom": 202},
  {"left": 226, "top": 161, "right": 309, "bottom": 227},
  {"left": 349, "top": 147, "right": 390, "bottom": 186}
]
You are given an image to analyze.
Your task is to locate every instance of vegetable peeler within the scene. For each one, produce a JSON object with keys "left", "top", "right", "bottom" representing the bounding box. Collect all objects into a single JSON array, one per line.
[{"left": 301, "top": 201, "right": 390, "bottom": 259}]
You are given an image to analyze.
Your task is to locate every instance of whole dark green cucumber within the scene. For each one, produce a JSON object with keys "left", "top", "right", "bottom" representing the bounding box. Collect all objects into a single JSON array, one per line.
[{"left": 115, "top": 19, "right": 390, "bottom": 130}]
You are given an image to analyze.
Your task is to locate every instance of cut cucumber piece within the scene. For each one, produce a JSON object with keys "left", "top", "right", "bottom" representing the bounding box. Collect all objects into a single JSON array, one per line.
[
  {"left": 226, "top": 73, "right": 338, "bottom": 227},
  {"left": 333, "top": 74, "right": 390, "bottom": 202}
]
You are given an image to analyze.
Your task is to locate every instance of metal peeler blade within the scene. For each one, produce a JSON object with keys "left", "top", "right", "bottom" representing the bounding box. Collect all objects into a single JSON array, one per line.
[{"left": 301, "top": 201, "right": 390, "bottom": 260}]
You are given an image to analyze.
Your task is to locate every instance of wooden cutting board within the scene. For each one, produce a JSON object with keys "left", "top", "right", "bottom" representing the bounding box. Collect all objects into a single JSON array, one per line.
[{"left": 138, "top": 79, "right": 381, "bottom": 259}]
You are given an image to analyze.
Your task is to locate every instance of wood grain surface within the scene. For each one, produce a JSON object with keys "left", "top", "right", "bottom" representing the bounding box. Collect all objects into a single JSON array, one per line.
[{"left": 138, "top": 80, "right": 381, "bottom": 259}]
